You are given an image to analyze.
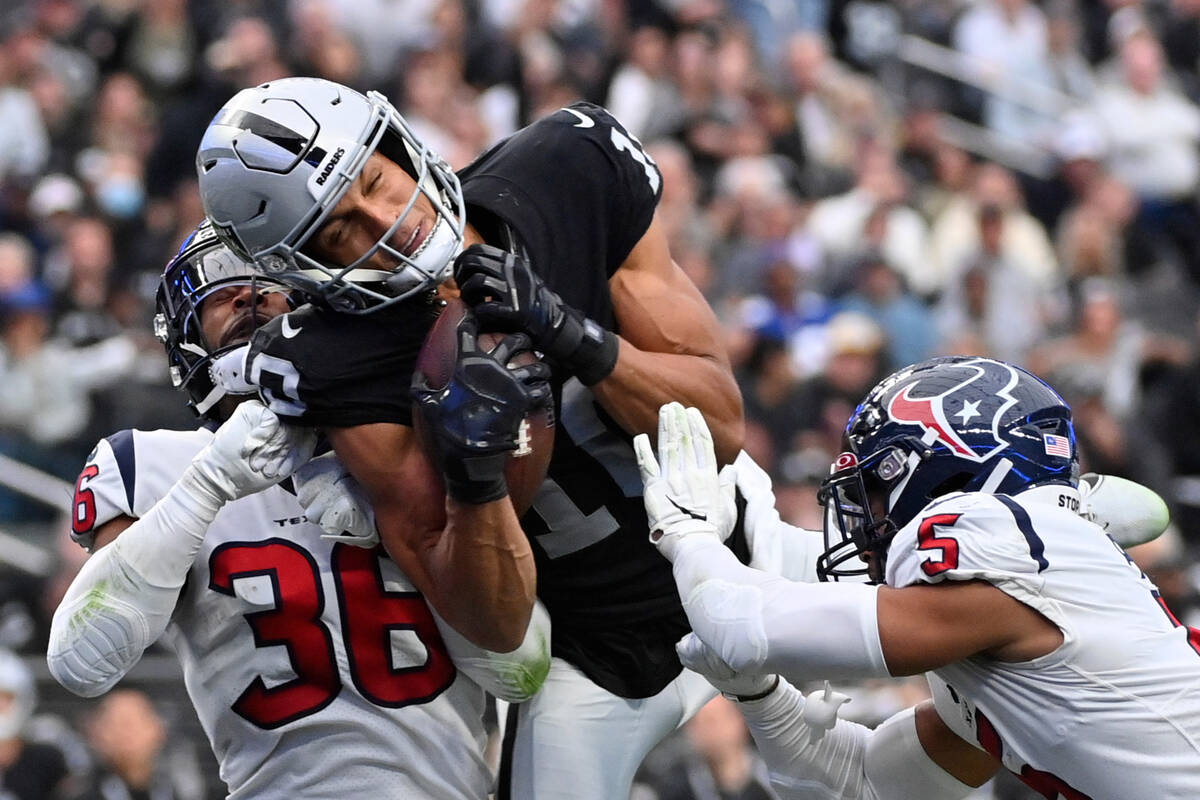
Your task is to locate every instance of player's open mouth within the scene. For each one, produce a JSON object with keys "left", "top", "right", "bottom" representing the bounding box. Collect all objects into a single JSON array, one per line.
[
  {"left": 400, "top": 223, "right": 424, "bottom": 258},
  {"left": 221, "top": 312, "right": 269, "bottom": 348}
]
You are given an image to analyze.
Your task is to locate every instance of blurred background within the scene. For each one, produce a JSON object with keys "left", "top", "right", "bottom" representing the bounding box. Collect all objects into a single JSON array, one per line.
[{"left": 1, "top": 0, "right": 1199, "bottom": 797}]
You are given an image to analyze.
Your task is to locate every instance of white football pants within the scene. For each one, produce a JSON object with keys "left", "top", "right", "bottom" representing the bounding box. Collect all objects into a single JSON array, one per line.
[{"left": 497, "top": 657, "right": 717, "bottom": 799}]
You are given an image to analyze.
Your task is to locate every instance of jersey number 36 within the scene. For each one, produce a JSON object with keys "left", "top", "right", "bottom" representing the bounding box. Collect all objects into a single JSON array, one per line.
[{"left": 209, "top": 540, "right": 455, "bottom": 729}]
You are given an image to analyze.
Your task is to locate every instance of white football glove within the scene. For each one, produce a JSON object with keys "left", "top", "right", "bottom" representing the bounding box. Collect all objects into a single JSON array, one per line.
[
  {"left": 294, "top": 453, "right": 379, "bottom": 548},
  {"left": 1079, "top": 473, "right": 1170, "bottom": 548},
  {"left": 676, "top": 631, "right": 777, "bottom": 699},
  {"left": 186, "top": 400, "right": 318, "bottom": 504},
  {"left": 729, "top": 450, "right": 780, "bottom": 548},
  {"left": 713, "top": 463, "right": 738, "bottom": 543},
  {"left": 634, "top": 403, "right": 724, "bottom": 562}
]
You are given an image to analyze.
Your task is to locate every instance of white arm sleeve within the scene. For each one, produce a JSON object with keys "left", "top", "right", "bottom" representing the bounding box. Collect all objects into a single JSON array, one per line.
[
  {"left": 671, "top": 536, "right": 888, "bottom": 681},
  {"left": 733, "top": 452, "right": 825, "bottom": 584},
  {"left": 47, "top": 463, "right": 223, "bottom": 698},
  {"left": 740, "top": 680, "right": 975, "bottom": 800},
  {"left": 433, "top": 599, "right": 551, "bottom": 702}
]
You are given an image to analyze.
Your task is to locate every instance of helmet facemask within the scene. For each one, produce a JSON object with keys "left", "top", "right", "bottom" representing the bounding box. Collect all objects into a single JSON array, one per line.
[
  {"left": 817, "top": 447, "right": 909, "bottom": 583},
  {"left": 156, "top": 229, "right": 291, "bottom": 420}
]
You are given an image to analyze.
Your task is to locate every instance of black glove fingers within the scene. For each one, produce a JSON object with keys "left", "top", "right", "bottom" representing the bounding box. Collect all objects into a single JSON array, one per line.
[
  {"left": 490, "top": 332, "right": 535, "bottom": 364},
  {"left": 458, "top": 272, "right": 510, "bottom": 305}
]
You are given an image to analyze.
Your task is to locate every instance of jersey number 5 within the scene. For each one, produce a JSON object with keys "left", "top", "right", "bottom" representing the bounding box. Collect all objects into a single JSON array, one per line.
[
  {"left": 209, "top": 540, "right": 455, "bottom": 729},
  {"left": 917, "top": 513, "right": 962, "bottom": 577}
]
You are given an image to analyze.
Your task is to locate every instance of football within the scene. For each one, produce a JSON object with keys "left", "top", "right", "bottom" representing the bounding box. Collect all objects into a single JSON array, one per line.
[
  {"left": 1079, "top": 473, "right": 1171, "bottom": 549},
  {"left": 413, "top": 297, "right": 555, "bottom": 516}
]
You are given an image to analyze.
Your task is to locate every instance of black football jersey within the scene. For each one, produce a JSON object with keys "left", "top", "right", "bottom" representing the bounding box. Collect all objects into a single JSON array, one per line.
[{"left": 248, "top": 102, "right": 746, "bottom": 697}]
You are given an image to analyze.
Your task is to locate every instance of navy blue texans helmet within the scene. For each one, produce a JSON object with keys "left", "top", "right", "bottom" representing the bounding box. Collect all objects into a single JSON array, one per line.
[
  {"left": 816, "top": 356, "right": 1076, "bottom": 583},
  {"left": 154, "top": 221, "right": 291, "bottom": 420}
]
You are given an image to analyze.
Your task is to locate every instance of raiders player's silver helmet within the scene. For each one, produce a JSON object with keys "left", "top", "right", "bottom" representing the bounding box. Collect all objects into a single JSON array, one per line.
[{"left": 196, "top": 77, "right": 465, "bottom": 313}]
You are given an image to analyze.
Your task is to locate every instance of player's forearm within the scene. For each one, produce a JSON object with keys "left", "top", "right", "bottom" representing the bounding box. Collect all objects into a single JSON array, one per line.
[
  {"left": 47, "top": 470, "right": 219, "bottom": 697},
  {"left": 434, "top": 599, "right": 550, "bottom": 702},
  {"left": 385, "top": 497, "right": 536, "bottom": 653},
  {"left": 592, "top": 341, "right": 744, "bottom": 463},
  {"left": 439, "top": 497, "right": 537, "bottom": 650},
  {"left": 671, "top": 536, "right": 888, "bottom": 681}
]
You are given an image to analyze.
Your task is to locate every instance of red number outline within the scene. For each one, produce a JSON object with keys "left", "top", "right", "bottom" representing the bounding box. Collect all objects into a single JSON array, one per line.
[
  {"left": 333, "top": 545, "right": 456, "bottom": 708},
  {"left": 917, "top": 513, "right": 962, "bottom": 577},
  {"left": 210, "top": 540, "right": 340, "bottom": 729},
  {"left": 209, "top": 540, "right": 456, "bottom": 729},
  {"left": 72, "top": 464, "right": 99, "bottom": 535}
]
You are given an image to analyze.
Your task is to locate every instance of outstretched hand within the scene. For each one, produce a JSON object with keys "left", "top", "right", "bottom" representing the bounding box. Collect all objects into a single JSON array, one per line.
[{"left": 634, "top": 402, "right": 724, "bottom": 562}]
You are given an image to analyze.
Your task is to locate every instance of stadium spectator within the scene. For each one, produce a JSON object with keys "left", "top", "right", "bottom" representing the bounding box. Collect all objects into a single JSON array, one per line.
[
  {"left": 806, "top": 141, "right": 929, "bottom": 297},
  {"left": 952, "top": 0, "right": 1052, "bottom": 144},
  {"left": 928, "top": 162, "right": 1061, "bottom": 298},
  {"left": 0, "top": 649, "right": 69, "bottom": 800},
  {"left": 837, "top": 251, "right": 938, "bottom": 369},
  {"left": 1093, "top": 29, "right": 1200, "bottom": 282},
  {"left": 936, "top": 203, "right": 1061, "bottom": 365},
  {"left": 78, "top": 690, "right": 196, "bottom": 800}
]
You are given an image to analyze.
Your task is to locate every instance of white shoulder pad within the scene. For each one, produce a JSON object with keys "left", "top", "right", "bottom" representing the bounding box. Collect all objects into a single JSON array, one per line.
[
  {"left": 69, "top": 429, "right": 212, "bottom": 551},
  {"left": 885, "top": 493, "right": 1049, "bottom": 593}
]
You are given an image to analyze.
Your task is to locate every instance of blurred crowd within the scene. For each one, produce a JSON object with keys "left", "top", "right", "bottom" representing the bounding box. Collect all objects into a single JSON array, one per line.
[{"left": 2, "top": 0, "right": 1200, "bottom": 797}]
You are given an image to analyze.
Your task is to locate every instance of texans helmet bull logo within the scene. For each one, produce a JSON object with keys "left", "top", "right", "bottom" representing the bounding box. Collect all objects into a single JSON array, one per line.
[{"left": 884, "top": 358, "right": 1020, "bottom": 463}]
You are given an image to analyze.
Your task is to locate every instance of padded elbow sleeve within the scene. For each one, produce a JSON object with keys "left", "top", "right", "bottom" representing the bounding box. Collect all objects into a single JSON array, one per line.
[
  {"left": 47, "top": 549, "right": 179, "bottom": 697},
  {"left": 435, "top": 600, "right": 552, "bottom": 702}
]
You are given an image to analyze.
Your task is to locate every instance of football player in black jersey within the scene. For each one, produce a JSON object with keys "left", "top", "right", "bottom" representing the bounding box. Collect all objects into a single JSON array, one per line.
[{"left": 195, "top": 77, "right": 744, "bottom": 798}]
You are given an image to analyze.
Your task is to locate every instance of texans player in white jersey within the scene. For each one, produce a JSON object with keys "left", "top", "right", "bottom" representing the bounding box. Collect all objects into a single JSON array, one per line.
[
  {"left": 637, "top": 357, "right": 1200, "bottom": 800},
  {"left": 46, "top": 224, "right": 553, "bottom": 799}
]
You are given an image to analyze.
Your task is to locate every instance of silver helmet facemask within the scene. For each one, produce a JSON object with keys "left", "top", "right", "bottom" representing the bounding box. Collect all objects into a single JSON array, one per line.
[
  {"left": 155, "top": 223, "right": 291, "bottom": 420},
  {"left": 197, "top": 78, "right": 465, "bottom": 314}
]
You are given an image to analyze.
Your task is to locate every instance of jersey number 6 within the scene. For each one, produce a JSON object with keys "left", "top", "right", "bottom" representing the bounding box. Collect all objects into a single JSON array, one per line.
[{"left": 209, "top": 540, "right": 455, "bottom": 729}]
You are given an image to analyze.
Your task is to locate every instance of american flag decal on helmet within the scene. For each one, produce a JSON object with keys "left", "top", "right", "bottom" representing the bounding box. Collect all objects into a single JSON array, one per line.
[{"left": 1043, "top": 434, "right": 1071, "bottom": 458}]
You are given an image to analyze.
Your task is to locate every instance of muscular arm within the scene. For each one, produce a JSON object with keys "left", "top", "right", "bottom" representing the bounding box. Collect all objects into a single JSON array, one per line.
[
  {"left": 593, "top": 214, "right": 744, "bottom": 463},
  {"left": 326, "top": 424, "right": 536, "bottom": 652},
  {"left": 668, "top": 536, "right": 1063, "bottom": 681}
]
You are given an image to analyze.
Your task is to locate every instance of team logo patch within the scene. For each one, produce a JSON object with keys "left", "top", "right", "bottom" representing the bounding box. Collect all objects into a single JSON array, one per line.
[
  {"left": 885, "top": 359, "right": 1019, "bottom": 463},
  {"left": 834, "top": 452, "right": 858, "bottom": 470}
]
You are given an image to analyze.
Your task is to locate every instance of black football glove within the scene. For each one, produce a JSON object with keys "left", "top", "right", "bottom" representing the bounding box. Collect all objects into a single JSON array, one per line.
[
  {"left": 412, "top": 314, "right": 552, "bottom": 504},
  {"left": 455, "top": 244, "right": 619, "bottom": 386}
]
